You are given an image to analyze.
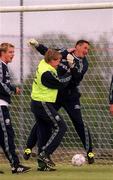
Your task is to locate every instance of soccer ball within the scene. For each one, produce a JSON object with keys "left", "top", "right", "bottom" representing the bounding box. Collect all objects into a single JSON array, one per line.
[{"left": 71, "top": 154, "right": 85, "bottom": 166}]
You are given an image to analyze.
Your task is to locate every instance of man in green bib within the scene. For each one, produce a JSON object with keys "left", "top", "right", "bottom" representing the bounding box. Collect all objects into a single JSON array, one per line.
[{"left": 30, "top": 49, "right": 71, "bottom": 171}]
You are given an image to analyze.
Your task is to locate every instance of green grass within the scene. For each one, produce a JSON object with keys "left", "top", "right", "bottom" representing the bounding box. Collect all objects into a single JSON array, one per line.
[{"left": 1, "top": 163, "right": 113, "bottom": 180}]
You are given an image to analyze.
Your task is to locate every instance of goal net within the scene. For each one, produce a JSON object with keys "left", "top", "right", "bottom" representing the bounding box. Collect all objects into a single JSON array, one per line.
[{"left": 0, "top": 2, "right": 113, "bottom": 165}]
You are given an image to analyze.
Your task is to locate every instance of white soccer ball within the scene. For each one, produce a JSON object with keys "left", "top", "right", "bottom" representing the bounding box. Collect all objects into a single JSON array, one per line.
[{"left": 71, "top": 154, "right": 86, "bottom": 166}]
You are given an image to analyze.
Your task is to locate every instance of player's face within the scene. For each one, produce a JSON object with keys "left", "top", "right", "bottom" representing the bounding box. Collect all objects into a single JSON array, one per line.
[
  {"left": 2, "top": 47, "right": 15, "bottom": 64},
  {"left": 50, "top": 58, "right": 61, "bottom": 69},
  {"left": 75, "top": 43, "right": 89, "bottom": 58}
]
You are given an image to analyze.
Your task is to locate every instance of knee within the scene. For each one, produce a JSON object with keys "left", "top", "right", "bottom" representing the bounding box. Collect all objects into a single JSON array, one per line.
[{"left": 72, "top": 118, "right": 84, "bottom": 127}]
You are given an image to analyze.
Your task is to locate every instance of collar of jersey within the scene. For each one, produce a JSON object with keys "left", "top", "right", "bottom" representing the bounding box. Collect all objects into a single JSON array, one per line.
[
  {"left": 0, "top": 59, "right": 7, "bottom": 65},
  {"left": 72, "top": 53, "right": 82, "bottom": 61}
]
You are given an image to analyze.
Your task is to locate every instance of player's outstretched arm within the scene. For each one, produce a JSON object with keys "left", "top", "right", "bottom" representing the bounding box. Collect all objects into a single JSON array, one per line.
[{"left": 27, "top": 38, "right": 48, "bottom": 56}]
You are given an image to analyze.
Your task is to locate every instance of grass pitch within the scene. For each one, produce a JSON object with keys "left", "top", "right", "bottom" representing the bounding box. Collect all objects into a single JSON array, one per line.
[{"left": 1, "top": 163, "right": 113, "bottom": 180}]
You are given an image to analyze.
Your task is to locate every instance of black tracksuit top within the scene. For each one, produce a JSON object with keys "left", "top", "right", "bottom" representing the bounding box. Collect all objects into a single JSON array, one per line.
[{"left": 0, "top": 60, "right": 16, "bottom": 104}]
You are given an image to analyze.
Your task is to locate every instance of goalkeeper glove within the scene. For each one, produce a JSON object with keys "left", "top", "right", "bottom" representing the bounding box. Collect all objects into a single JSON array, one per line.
[
  {"left": 67, "top": 54, "right": 75, "bottom": 68},
  {"left": 27, "top": 38, "right": 39, "bottom": 47}
]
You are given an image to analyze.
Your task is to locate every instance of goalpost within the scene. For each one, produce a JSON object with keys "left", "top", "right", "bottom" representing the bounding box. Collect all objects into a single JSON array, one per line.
[
  {"left": 0, "top": 2, "right": 113, "bottom": 164},
  {"left": 0, "top": 2, "right": 113, "bottom": 12}
]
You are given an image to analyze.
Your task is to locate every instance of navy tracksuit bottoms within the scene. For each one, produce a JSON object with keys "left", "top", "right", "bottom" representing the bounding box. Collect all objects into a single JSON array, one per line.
[
  {"left": 30, "top": 100, "right": 67, "bottom": 155},
  {"left": 27, "top": 96, "right": 92, "bottom": 154},
  {"left": 0, "top": 106, "right": 20, "bottom": 167}
]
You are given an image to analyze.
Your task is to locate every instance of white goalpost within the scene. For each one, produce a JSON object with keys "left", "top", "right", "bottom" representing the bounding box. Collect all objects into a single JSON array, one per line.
[
  {"left": 0, "top": 2, "right": 113, "bottom": 164},
  {"left": 0, "top": 2, "right": 113, "bottom": 12}
]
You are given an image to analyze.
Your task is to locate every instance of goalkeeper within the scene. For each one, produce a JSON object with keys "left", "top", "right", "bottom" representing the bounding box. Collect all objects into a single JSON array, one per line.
[{"left": 24, "top": 39, "right": 94, "bottom": 165}]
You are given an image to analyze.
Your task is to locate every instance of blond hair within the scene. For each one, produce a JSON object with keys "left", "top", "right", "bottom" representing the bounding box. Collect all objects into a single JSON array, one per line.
[{"left": 0, "top": 43, "right": 14, "bottom": 56}]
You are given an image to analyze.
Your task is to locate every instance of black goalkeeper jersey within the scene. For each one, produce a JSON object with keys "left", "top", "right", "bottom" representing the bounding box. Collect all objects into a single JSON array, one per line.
[
  {"left": 36, "top": 44, "right": 88, "bottom": 101},
  {"left": 0, "top": 60, "right": 16, "bottom": 104}
]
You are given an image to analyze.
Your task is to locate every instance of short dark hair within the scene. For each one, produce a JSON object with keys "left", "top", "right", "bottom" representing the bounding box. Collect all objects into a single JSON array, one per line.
[{"left": 75, "top": 40, "right": 90, "bottom": 47}]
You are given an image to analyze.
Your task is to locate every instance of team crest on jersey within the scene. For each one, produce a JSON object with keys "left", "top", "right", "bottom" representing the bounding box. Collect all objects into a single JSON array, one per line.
[
  {"left": 59, "top": 63, "right": 68, "bottom": 70},
  {"left": 5, "top": 118, "right": 10, "bottom": 125}
]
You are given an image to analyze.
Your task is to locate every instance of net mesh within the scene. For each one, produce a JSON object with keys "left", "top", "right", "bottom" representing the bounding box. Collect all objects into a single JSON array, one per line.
[{"left": 0, "top": 34, "right": 113, "bottom": 164}]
